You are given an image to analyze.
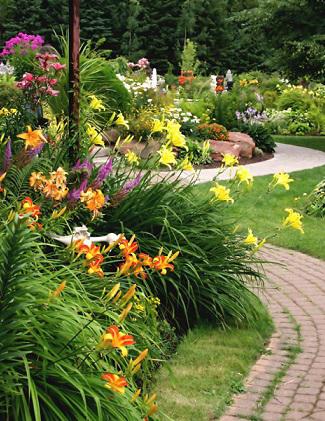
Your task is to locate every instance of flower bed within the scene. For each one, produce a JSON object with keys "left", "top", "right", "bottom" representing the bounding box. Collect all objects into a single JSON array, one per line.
[{"left": 0, "top": 33, "right": 305, "bottom": 420}]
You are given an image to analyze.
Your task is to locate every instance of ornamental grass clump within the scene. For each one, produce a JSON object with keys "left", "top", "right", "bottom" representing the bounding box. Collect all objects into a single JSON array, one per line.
[{"left": 100, "top": 171, "right": 266, "bottom": 329}]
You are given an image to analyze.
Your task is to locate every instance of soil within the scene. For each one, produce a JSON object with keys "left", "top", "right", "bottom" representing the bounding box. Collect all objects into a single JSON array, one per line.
[{"left": 195, "top": 152, "right": 274, "bottom": 169}]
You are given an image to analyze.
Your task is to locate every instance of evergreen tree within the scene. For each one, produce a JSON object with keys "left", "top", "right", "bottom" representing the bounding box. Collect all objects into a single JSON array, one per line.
[
  {"left": 121, "top": 0, "right": 143, "bottom": 60},
  {"left": 137, "top": 0, "right": 185, "bottom": 72}
]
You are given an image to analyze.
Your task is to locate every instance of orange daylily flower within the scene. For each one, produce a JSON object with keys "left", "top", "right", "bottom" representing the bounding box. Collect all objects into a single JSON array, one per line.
[
  {"left": 101, "top": 373, "right": 128, "bottom": 394},
  {"left": 29, "top": 171, "right": 47, "bottom": 190},
  {"left": 88, "top": 260, "right": 104, "bottom": 278},
  {"left": 98, "top": 325, "right": 135, "bottom": 356},
  {"left": 152, "top": 255, "right": 175, "bottom": 275},
  {"left": 20, "top": 197, "right": 41, "bottom": 220},
  {"left": 42, "top": 180, "right": 68, "bottom": 201},
  {"left": 119, "top": 235, "right": 138, "bottom": 257},
  {"left": 50, "top": 167, "right": 68, "bottom": 186},
  {"left": 17, "top": 126, "right": 46, "bottom": 149},
  {"left": 138, "top": 253, "right": 153, "bottom": 267},
  {"left": 77, "top": 242, "right": 103, "bottom": 261},
  {"left": 80, "top": 188, "right": 106, "bottom": 217}
]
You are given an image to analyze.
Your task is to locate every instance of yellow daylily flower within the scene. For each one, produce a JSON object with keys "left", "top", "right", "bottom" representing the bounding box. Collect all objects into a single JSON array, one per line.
[
  {"left": 166, "top": 120, "right": 187, "bottom": 149},
  {"left": 283, "top": 208, "right": 304, "bottom": 234},
  {"left": 210, "top": 183, "right": 234, "bottom": 203},
  {"left": 222, "top": 153, "right": 239, "bottom": 167},
  {"left": 125, "top": 150, "right": 140, "bottom": 166},
  {"left": 152, "top": 119, "right": 164, "bottom": 133},
  {"left": 243, "top": 228, "right": 258, "bottom": 246},
  {"left": 89, "top": 95, "right": 105, "bottom": 111},
  {"left": 235, "top": 166, "right": 253, "bottom": 185},
  {"left": 272, "top": 172, "right": 294, "bottom": 191},
  {"left": 115, "top": 113, "right": 129, "bottom": 129},
  {"left": 17, "top": 126, "right": 47, "bottom": 149},
  {"left": 179, "top": 157, "right": 194, "bottom": 171},
  {"left": 158, "top": 144, "right": 177, "bottom": 168},
  {"left": 86, "top": 125, "right": 104, "bottom": 147}
]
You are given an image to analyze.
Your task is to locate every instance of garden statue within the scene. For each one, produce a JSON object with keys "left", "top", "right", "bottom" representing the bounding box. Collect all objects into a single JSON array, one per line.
[
  {"left": 225, "top": 69, "right": 233, "bottom": 91},
  {"left": 151, "top": 67, "right": 158, "bottom": 89},
  {"left": 210, "top": 75, "right": 217, "bottom": 93},
  {"left": 49, "top": 225, "right": 120, "bottom": 246}
]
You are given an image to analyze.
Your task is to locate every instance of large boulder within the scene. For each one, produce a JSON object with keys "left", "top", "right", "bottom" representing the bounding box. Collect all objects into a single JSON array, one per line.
[
  {"left": 228, "top": 132, "right": 255, "bottom": 158},
  {"left": 209, "top": 140, "right": 241, "bottom": 162}
]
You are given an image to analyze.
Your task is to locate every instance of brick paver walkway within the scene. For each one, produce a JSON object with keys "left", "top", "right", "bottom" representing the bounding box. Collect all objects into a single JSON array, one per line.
[{"left": 221, "top": 245, "right": 325, "bottom": 421}]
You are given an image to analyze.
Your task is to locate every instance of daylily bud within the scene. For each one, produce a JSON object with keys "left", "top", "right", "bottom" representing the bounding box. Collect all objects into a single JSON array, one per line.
[
  {"left": 119, "top": 302, "right": 133, "bottom": 323},
  {"left": 106, "top": 283, "right": 120, "bottom": 301}
]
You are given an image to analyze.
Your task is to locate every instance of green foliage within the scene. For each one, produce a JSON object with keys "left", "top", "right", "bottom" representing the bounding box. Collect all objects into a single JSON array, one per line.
[
  {"left": 178, "top": 138, "right": 212, "bottom": 165},
  {"left": 305, "top": 178, "right": 325, "bottom": 218},
  {"left": 180, "top": 39, "right": 199, "bottom": 73},
  {"left": 47, "top": 37, "right": 131, "bottom": 127},
  {"left": 0, "top": 79, "right": 22, "bottom": 108},
  {"left": 240, "top": 123, "right": 276, "bottom": 153},
  {"left": 102, "top": 173, "right": 265, "bottom": 329},
  {"left": 277, "top": 89, "right": 313, "bottom": 111}
]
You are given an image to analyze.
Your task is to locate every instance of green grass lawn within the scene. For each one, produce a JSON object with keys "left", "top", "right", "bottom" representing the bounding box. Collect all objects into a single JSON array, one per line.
[
  {"left": 196, "top": 165, "right": 325, "bottom": 260},
  {"left": 155, "top": 313, "right": 273, "bottom": 421},
  {"left": 274, "top": 135, "right": 325, "bottom": 152}
]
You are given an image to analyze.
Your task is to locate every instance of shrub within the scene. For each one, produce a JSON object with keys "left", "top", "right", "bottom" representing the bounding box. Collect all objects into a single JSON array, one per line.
[
  {"left": 196, "top": 122, "right": 228, "bottom": 141},
  {"left": 0, "top": 80, "right": 23, "bottom": 108},
  {"left": 277, "top": 88, "right": 313, "bottom": 111},
  {"left": 240, "top": 123, "right": 276, "bottom": 153}
]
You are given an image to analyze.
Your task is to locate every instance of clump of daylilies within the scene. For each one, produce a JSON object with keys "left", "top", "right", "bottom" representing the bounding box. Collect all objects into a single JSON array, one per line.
[
  {"left": 209, "top": 154, "right": 304, "bottom": 252},
  {"left": 98, "top": 322, "right": 158, "bottom": 419},
  {"left": 73, "top": 233, "right": 179, "bottom": 280},
  {"left": 30, "top": 167, "right": 69, "bottom": 201}
]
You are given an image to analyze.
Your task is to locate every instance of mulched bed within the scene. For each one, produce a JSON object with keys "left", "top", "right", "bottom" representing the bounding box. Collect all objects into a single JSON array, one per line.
[{"left": 195, "top": 152, "right": 274, "bottom": 169}]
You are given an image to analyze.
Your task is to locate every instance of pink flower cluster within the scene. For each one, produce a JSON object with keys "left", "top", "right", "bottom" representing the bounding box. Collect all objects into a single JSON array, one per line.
[
  {"left": 128, "top": 57, "right": 150, "bottom": 70},
  {"left": 16, "top": 72, "right": 59, "bottom": 96},
  {"left": 16, "top": 53, "right": 65, "bottom": 97},
  {"left": 36, "top": 53, "right": 66, "bottom": 72},
  {"left": 0, "top": 32, "right": 44, "bottom": 57}
]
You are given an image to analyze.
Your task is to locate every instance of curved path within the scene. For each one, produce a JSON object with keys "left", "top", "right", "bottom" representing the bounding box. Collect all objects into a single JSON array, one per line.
[
  {"left": 156, "top": 143, "right": 325, "bottom": 184},
  {"left": 221, "top": 245, "right": 325, "bottom": 421}
]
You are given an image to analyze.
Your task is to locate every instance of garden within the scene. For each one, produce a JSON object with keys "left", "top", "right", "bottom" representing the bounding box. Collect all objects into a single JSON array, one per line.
[{"left": 0, "top": 1, "right": 325, "bottom": 420}]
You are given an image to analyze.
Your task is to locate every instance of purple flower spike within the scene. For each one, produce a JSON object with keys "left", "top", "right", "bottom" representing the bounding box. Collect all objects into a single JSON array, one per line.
[
  {"left": 122, "top": 173, "right": 142, "bottom": 194},
  {"left": 28, "top": 142, "right": 44, "bottom": 158},
  {"left": 92, "top": 158, "right": 113, "bottom": 189},
  {"left": 68, "top": 178, "right": 88, "bottom": 202},
  {"left": 2, "top": 139, "right": 12, "bottom": 171},
  {"left": 72, "top": 159, "right": 93, "bottom": 175}
]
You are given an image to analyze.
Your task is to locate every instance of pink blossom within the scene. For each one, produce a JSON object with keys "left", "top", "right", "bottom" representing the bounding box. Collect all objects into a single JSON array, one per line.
[{"left": 50, "top": 62, "right": 66, "bottom": 71}]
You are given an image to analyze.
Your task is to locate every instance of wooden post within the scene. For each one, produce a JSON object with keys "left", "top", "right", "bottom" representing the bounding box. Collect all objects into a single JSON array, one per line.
[{"left": 68, "top": 0, "right": 80, "bottom": 159}]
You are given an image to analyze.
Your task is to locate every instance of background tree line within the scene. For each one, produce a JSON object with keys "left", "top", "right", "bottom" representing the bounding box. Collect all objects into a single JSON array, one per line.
[{"left": 0, "top": 0, "right": 324, "bottom": 80}]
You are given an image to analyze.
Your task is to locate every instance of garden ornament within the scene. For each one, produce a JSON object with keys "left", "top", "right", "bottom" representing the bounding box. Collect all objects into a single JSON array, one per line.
[
  {"left": 151, "top": 68, "right": 158, "bottom": 89},
  {"left": 49, "top": 225, "right": 120, "bottom": 246}
]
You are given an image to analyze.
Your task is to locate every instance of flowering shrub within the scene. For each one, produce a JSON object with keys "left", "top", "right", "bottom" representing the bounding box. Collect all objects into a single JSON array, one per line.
[
  {"left": 196, "top": 123, "right": 228, "bottom": 141},
  {"left": 236, "top": 107, "right": 268, "bottom": 125}
]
